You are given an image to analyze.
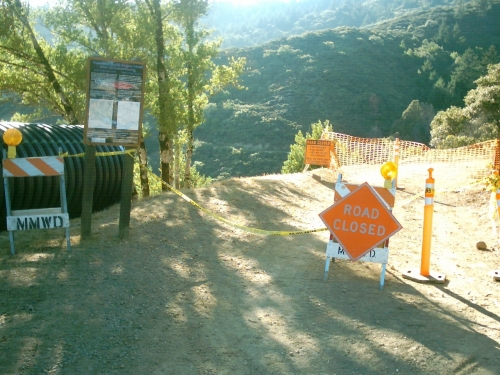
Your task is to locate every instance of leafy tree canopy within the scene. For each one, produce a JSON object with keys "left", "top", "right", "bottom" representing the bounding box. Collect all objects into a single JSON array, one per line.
[{"left": 430, "top": 63, "right": 500, "bottom": 148}]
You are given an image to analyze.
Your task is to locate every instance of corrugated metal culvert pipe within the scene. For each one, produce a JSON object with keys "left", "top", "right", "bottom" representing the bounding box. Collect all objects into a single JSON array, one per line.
[{"left": 0, "top": 122, "right": 126, "bottom": 231}]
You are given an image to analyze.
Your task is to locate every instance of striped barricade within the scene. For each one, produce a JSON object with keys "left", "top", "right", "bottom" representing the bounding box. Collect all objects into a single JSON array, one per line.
[
  {"left": 322, "top": 174, "right": 397, "bottom": 289},
  {"left": 2, "top": 155, "right": 71, "bottom": 254}
]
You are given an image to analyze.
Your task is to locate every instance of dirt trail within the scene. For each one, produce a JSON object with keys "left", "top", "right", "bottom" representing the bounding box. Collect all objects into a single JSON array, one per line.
[{"left": 1, "top": 169, "right": 500, "bottom": 375}]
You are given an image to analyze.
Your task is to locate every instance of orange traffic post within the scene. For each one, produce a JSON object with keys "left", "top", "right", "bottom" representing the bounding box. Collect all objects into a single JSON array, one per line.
[
  {"left": 496, "top": 188, "right": 500, "bottom": 226},
  {"left": 393, "top": 138, "right": 400, "bottom": 188},
  {"left": 402, "top": 168, "right": 446, "bottom": 284},
  {"left": 420, "top": 168, "right": 435, "bottom": 276},
  {"left": 491, "top": 188, "right": 500, "bottom": 281}
]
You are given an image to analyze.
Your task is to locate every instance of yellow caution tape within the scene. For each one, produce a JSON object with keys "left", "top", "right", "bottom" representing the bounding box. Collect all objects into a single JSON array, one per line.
[
  {"left": 59, "top": 149, "right": 135, "bottom": 158},
  {"left": 398, "top": 192, "right": 422, "bottom": 207},
  {"left": 398, "top": 179, "right": 486, "bottom": 207},
  {"left": 159, "top": 179, "right": 328, "bottom": 236},
  {"left": 157, "top": 171, "right": 484, "bottom": 233}
]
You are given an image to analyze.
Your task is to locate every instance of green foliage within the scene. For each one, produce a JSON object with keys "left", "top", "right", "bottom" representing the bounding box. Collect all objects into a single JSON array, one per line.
[
  {"left": 400, "top": 2, "right": 500, "bottom": 110},
  {"left": 0, "top": 1, "right": 86, "bottom": 123},
  {"left": 193, "top": 140, "right": 288, "bottom": 179},
  {"left": 429, "top": 106, "right": 473, "bottom": 147},
  {"left": 3, "top": 0, "right": 500, "bottom": 182},
  {"left": 205, "top": 0, "right": 468, "bottom": 49},
  {"left": 281, "top": 131, "right": 306, "bottom": 174},
  {"left": 1, "top": 0, "right": 230, "bottom": 191},
  {"left": 133, "top": 162, "right": 163, "bottom": 198},
  {"left": 392, "top": 100, "right": 435, "bottom": 144},
  {"left": 464, "top": 62, "right": 500, "bottom": 128},
  {"left": 281, "top": 119, "right": 333, "bottom": 174},
  {"left": 430, "top": 63, "right": 500, "bottom": 148},
  {"left": 193, "top": 1, "right": 500, "bottom": 178},
  {"left": 133, "top": 156, "right": 212, "bottom": 199}
]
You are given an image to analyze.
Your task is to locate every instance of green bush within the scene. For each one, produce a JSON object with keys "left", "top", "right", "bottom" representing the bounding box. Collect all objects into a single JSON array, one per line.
[{"left": 281, "top": 119, "right": 333, "bottom": 173}]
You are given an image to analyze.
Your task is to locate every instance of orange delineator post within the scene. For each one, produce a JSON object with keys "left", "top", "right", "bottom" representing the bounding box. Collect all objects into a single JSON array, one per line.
[
  {"left": 420, "top": 168, "right": 435, "bottom": 276},
  {"left": 496, "top": 188, "right": 500, "bottom": 221},
  {"left": 393, "top": 138, "right": 400, "bottom": 187}
]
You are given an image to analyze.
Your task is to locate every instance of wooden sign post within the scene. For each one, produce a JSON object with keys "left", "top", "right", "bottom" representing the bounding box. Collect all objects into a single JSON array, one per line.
[
  {"left": 118, "top": 148, "right": 134, "bottom": 239},
  {"left": 81, "top": 57, "right": 146, "bottom": 239},
  {"left": 81, "top": 145, "right": 96, "bottom": 239}
]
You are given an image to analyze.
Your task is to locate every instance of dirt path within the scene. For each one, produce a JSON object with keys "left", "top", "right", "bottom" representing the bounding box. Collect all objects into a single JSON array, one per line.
[{"left": 1, "top": 169, "right": 500, "bottom": 374}]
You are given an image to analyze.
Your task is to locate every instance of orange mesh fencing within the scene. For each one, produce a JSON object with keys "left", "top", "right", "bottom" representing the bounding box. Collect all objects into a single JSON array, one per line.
[{"left": 321, "top": 132, "right": 496, "bottom": 191}]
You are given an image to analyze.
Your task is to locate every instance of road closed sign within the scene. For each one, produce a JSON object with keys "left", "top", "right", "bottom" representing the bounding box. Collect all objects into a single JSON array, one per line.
[
  {"left": 319, "top": 182, "right": 402, "bottom": 261},
  {"left": 305, "top": 139, "right": 334, "bottom": 166}
]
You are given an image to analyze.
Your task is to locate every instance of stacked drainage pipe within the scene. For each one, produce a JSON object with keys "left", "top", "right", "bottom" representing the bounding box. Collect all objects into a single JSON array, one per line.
[{"left": 0, "top": 122, "right": 125, "bottom": 231}]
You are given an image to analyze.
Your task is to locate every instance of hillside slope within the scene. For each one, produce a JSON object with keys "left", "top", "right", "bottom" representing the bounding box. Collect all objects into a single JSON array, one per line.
[
  {"left": 194, "top": 1, "right": 500, "bottom": 179},
  {"left": 203, "top": 0, "right": 470, "bottom": 49}
]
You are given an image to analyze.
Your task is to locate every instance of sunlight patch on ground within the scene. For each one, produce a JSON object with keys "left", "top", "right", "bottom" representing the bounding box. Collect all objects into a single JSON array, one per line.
[
  {"left": 57, "top": 268, "right": 69, "bottom": 282},
  {"left": 246, "top": 307, "right": 320, "bottom": 363},
  {"left": 191, "top": 284, "right": 217, "bottom": 318},
  {"left": 96, "top": 221, "right": 118, "bottom": 230},
  {"left": 47, "top": 340, "right": 65, "bottom": 374},
  {"left": 163, "top": 257, "right": 192, "bottom": 280},
  {"left": 0, "top": 268, "right": 38, "bottom": 286},
  {"left": 220, "top": 255, "right": 274, "bottom": 285},
  {"left": 165, "top": 299, "right": 189, "bottom": 324},
  {"left": 15, "top": 337, "right": 40, "bottom": 370},
  {"left": 366, "top": 330, "right": 421, "bottom": 364},
  {"left": 111, "top": 263, "right": 124, "bottom": 275},
  {"left": 207, "top": 198, "right": 230, "bottom": 214},
  {"left": 21, "top": 253, "right": 55, "bottom": 262}
]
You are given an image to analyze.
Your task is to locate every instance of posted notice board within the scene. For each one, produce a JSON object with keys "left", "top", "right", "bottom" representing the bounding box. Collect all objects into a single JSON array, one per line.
[
  {"left": 305, "top": 139, "right": 334, "bottom": 167},
  {"left": 84, "top": 57, "right": 146, "bottom": 147}
]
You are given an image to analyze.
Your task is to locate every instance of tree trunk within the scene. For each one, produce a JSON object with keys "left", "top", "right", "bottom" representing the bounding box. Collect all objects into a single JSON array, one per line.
[
  {"left": 184, "top": 128, "right": 194, "bottom": 188},
  {"left": 137, "top": 139, "right": 150, "bottom": 197},
  {"left": 159, "top": 131, "right": 171, "bottom": 191},
  {"left": 152, "top": 0, "right": 174, "bottom": 188},
  {"left": 174, "top": 133, "right": 181, "bottom": 189},
  {"left": 184, "top": 37, "right": 195, "bottom": 189},
  {"left": 168, "top": 138, "right": 174, "bottom": 186}
]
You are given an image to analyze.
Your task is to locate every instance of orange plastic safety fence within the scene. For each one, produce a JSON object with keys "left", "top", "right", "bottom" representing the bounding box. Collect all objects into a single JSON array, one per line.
[{"left": 321, "top": 132, "right": 496, "bottom": 191}]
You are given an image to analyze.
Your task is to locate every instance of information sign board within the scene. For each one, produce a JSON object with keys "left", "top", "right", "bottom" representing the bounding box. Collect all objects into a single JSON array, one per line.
[{"left": 84, "top": 57, "right": 146, "bottom": 147}]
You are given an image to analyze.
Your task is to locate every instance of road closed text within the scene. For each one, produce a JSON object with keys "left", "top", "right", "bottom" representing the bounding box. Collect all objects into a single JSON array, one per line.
[{"left": 332, "top": 204, "right": 386, "bottom": 236}]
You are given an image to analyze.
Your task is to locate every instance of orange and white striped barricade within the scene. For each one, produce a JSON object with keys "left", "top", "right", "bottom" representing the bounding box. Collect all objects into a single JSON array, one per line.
[
  {"left": 322, "top": 174, "right": 397, "bottom": 289},
  {"left": 2, "top": 152, "right": 71, "bottom": 254}
]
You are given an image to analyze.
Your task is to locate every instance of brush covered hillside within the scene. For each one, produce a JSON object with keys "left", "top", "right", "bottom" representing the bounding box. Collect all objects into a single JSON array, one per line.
[
  {"left": 193, "top": 0, "right": 500, "bottom": 180},
  {"left": 204, "top": 0, "right": 473, "bottom": 49}
]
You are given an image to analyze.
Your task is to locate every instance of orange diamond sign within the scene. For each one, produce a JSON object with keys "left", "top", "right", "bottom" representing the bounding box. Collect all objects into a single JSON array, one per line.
[{"left": 319, "top": 182, "right": 402, "bottom": 261}]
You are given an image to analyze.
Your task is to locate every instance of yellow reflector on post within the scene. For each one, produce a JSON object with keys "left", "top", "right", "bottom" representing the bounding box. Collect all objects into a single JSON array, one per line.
[
  {"left": 380, "top": 161, "right": 398, "bottom": 180},
  {"left": 2, "top": 128, "right": 23, "bottom": 159}
]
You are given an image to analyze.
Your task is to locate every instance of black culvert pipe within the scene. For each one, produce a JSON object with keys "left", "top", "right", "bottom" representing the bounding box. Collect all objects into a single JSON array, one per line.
[{"left": 0, "top": 122, "right": 126, "bottom": 231}]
